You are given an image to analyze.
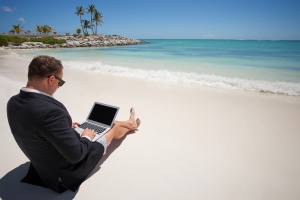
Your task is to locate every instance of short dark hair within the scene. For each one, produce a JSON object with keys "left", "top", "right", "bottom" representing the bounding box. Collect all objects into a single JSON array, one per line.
[{"left": 28, "top": 55, "right": 63, "bottom": 80}]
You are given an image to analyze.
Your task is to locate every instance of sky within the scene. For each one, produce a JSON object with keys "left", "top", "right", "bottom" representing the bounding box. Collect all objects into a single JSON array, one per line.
[{"left": 0, "top": 0, "right": 300, "bottom": 40}]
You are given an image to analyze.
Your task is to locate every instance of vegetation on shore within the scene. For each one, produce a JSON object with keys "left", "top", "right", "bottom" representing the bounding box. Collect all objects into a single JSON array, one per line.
[
  {"left": 8, "top": 24, "right": 56, "bottom": 35},
  {"left": 0, "top": 34, "right": 147, "bottom": 49},
  {"left": 0, "top": 35, "right": 66, "bottom": 46}
]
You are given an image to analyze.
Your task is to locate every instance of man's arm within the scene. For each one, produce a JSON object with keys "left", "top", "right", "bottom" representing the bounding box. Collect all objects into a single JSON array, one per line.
[{"left": 41, "top": 108, "right": 101, "bottom": 164}]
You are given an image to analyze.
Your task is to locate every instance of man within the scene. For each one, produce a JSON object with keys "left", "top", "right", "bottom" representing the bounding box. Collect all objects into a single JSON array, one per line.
[{"left": 7, "top": 55, "right": 140, "bottom": 193}]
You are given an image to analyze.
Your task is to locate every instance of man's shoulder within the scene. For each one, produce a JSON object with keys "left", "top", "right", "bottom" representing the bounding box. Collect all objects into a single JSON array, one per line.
[
  {"left": 7, "top": 92, "right": 22, "bottom": 107},
  {"left": 8, "top": 90, "right": 67, "bottom": 111}
]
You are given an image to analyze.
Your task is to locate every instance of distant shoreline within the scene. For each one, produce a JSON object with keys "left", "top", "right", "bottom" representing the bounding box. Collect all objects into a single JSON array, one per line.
[
  {"left": 143, "top": 38, "right": 300, "bottom": 42},
  {"left": 0, "top": 34, "right": 149, "bottom": 50}
]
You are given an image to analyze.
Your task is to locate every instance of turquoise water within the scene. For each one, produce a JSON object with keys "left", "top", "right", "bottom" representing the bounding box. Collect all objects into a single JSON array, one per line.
[{"left": 15, "top": 39, "right": 300, "bottom": 95}]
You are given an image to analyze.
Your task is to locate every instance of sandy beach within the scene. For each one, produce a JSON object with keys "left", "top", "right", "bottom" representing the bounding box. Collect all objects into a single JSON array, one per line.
[{"left": 1, "top": 51, "right": 300, "bottom": 200}]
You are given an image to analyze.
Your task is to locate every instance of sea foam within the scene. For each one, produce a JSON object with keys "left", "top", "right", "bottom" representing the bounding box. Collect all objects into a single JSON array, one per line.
[{"left": 65, "top": 61, "right": 300, "bottom": 96}]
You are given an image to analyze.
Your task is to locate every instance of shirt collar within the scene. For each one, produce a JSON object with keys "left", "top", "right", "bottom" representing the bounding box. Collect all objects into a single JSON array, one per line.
[{"left": 21, "top": 87, "right": 53, "bottom": 98}]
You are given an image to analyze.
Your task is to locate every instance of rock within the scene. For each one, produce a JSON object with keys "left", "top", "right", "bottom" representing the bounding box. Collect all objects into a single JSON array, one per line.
[
  {"left": 73, "top": 41, "right": 80, "bottom": 46},
  {"left": 21, "top": 44, "right": 29, "bottom": 48},
  {"left": 23, "top": 42, "right": 43, "bottom": 46},
  {"left": 67, "top": 41, "right": 74, "bottom": 46}
]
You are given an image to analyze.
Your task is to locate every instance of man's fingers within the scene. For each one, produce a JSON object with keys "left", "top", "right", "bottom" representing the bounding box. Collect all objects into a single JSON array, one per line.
[
  {"left": 81, "top": 128, "right": 97, "bottom": 141},
  {"left": 72, "top": 122, "right": 81, "bottom": 128},
  {"left": 85, "top": 128, "right": 96, "bottom": 136}
]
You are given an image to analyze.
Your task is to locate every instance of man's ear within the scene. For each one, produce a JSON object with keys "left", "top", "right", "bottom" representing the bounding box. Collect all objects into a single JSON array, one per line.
[{"left": 47, "top": 75, "right": 55, "bottom": 85}]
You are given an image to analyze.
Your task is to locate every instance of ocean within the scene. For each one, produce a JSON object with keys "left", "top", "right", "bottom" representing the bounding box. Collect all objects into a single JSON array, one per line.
[{"left": 15, "top": 39, "right": 300, "bottom": 96}]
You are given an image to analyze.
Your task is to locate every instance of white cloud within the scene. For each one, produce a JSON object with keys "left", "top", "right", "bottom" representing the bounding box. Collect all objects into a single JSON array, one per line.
[
  {"left": 1, "top": 6, "right": 15, "bottom": 12},
  {"left": 18, "top": 17, "right": 26, "bottom": 23}
]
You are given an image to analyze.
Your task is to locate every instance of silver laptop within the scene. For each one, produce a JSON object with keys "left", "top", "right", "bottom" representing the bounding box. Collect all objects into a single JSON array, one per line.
[{"left": 74, "top": 102, "right": 119, "bottom": 142}]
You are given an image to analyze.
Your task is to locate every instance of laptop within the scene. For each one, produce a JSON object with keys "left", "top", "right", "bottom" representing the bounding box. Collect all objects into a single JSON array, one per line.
[{"left": 74, "top": 102, "right": 119, "bottom": 142}]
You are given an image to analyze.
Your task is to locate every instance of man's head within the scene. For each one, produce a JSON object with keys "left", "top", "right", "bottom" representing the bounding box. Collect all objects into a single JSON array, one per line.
[
  {"left": 28, "top": 55, "right": 63, "bottom": 80},
  {"left": 26, "top": 55, "right": 65, "bottom": 95}
]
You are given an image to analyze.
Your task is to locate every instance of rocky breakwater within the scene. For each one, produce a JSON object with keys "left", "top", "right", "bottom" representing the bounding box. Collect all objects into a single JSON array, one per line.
[{"left": 4, "top": 35, "right": 148, "bottom": 49}]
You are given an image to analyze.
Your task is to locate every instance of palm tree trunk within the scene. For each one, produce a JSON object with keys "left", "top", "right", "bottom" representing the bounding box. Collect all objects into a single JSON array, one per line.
[
  {"left": 80, "top": 15, "right": 84, "bottom": 34},
  {"left": 90, "top": 13, "right": 94, "bottom": 34}
]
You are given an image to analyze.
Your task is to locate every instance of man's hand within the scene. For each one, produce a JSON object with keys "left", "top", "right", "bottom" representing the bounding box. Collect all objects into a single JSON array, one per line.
[
  {"left": 72, "top": 122, "right": 80, "bottom": 128},
  {"left": 81, "top": 128, "right": 96, "bottom": 141}
]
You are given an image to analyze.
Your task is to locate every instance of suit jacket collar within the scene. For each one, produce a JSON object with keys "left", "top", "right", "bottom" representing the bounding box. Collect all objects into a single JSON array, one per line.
[
  {"left": 21, "top": 87, "right": 53, "bottom": 98},
  {"left": 19, "top": 90, "right": 67, "bottom": 111}
]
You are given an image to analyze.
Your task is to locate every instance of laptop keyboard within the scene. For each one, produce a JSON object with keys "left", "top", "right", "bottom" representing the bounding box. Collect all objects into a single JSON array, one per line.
[{"left": 79, "top": 122, "right": 106, "bottom": 134}]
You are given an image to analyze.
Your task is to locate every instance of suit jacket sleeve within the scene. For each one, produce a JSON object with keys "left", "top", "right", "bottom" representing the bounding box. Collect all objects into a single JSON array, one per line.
[{"left": 40, "top": 105, "right": 95, "bottom": 164}]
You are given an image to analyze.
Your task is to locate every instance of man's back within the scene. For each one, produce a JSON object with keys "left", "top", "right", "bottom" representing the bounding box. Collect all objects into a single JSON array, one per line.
[
  {"left": 7, "top": 90, "right": 104, "bottom": 192},
  {"left": 7, "top": 90, "right": 71, "bottom": 167}
]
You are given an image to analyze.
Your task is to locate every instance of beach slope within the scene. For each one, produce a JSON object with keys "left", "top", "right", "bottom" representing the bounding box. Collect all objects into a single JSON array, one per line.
[{"left": 1, "top": 51, "right": 300, "bottom": 200}]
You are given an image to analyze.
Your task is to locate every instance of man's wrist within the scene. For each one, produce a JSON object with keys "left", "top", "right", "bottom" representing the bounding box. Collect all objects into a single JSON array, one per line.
[{"left": 81, "top": 135, "right": 92, "bottom": 141}]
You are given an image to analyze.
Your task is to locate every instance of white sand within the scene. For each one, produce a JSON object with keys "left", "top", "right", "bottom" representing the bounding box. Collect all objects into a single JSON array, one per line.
[{"left": 1, "top": 51, "right": 300, "bottom": 200}]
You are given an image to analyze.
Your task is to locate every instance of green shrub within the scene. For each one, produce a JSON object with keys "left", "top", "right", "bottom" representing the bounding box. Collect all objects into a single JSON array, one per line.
[
  {"left": 0, "top": 36, "right": 8, "bottom": 46},
  {"left": 0, "top": 35, "right": 27, "bottom": 46},
  {"left": 0, "top": 35, "right": 66, "bottom": 46},
  {"left": 0, "top": 38, "right": 8, "bottom": 46},
  {"left": 30, "top": 37, "right": 66, "bottom": 45}
]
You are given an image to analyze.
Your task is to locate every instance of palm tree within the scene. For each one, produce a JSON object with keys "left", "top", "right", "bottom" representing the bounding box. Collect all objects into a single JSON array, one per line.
[
  {"left": 8, "top": 30, "right": 15, "bottom": 34},
  {"left": 75, "top": 6, "right": 85, "bottom": 33},
  {"left": 93, "top": 10, "right": 103, "bottom": 34},
  {"left": 24, "top": 30, "right": 31, "bottom": 34},
  {"left": 42, "top": 25, "right": 53, "bottom": 34},
  {"left": 12, "top": 24, "right": 23, "bottom": 34},
  {"left": 76, "top": 28, "right": 81, "bottom": 36},
  {"left": 82, "top": 20, "right": 92, "bottom": 35},
  {"left": 87, "top": 4, "right": 96, "bottom": 34},
  {"left": 36, "top": 25, "right": 43, "bottom": 34}
]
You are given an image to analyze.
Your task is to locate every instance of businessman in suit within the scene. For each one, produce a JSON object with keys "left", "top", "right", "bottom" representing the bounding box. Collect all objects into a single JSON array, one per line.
[{"left": 7, "top": 55, "right": 140, "bottom": 193}]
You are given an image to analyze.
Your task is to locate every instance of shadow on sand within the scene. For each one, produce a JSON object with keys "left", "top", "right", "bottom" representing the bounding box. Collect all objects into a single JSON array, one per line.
[
  {"left": 0, "top": 162, "right": 76, "bottom": 200},
  {"left": 0, "top": 134, "right": 130, "bottom": 200}
]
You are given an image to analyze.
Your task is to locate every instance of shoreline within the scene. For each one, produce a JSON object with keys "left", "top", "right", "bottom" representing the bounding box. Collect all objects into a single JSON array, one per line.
[
  {"left": 3, "top": 47, "right": 300, "bottom": 97},
  {"left": 1, "top": 52, "right": 300, "bottom": 199}
]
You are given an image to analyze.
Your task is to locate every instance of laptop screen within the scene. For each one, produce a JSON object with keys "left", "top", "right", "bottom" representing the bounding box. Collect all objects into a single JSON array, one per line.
[{"left": 88, "top": 103, "right": 119, "bottom": 126}]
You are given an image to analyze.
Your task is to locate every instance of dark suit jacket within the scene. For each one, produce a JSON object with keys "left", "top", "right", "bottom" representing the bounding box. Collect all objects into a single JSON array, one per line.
[{"left": 7, "top": 90, "right": 104, "bottom": 192}]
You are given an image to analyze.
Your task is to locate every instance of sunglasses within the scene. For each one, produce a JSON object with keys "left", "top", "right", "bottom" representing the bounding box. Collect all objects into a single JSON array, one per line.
[{"left": 46, "top": 75, "right": 65, "bottom": 87}]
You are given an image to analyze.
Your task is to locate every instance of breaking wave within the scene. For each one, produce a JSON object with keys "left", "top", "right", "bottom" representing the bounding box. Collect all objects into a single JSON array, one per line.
[{"left": 65, "top": 61, "right": 300, "bottom": 96}]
